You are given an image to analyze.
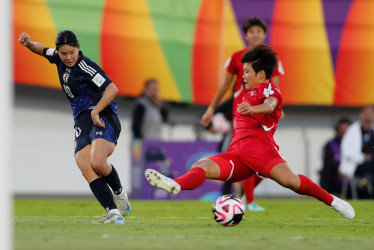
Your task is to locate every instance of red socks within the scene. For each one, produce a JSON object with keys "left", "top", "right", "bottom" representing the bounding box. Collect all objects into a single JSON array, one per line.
[
  {"left": 173, "top": 169, "right": 334, "bottom": 207},
  {"left": 296, "top": 175, "right": 333, "bottom": 206},
  {"left": 174, "top": 167, "right": 206, "bottom": 190},
  {"left": 242, "top": 175, "right": 263, "bottom": 204}
]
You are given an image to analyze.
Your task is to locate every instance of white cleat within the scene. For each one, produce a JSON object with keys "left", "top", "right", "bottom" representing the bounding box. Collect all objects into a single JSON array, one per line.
[
  {"left": 92, "top": 212, "right": 125, "bottom": 224},
  {"left": 331, "top": 195, "right": 355, "bottom": 220},
  {"left": 144, "top": 169, "right": 181, "bottom": 194},
  {"left": 114, "top": 190, "right": 131, "bottom": 217}
]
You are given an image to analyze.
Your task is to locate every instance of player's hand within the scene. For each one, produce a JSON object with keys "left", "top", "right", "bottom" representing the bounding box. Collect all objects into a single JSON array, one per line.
[
  {"left": 201, "top": 107, "right": 214, "bottom": 127},
  {"left": 91, "top": 110, "right": 105, "bottom": 128},
  {"left": 237, "top": 102, "right": 253, "bottom": 115},
  {"left": 18, "top": 33, "right": 32, "bottom": 47}
]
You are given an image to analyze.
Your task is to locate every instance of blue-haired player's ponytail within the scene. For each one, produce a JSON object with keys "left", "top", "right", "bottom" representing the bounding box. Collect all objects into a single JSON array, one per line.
[{"left": 55, "top": 30, "right": 80, "bottom": 50}]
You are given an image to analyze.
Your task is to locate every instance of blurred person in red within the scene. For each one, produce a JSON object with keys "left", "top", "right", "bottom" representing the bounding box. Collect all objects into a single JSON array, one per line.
[
  {"left": 208, "top": 98, "right": 242, "bottom": 196},
  {"left": 145, "top": 45, "right": 355, "bottom": 220},
  {"left": 201, "top": 17, "right": 285, "bottom": 211}
]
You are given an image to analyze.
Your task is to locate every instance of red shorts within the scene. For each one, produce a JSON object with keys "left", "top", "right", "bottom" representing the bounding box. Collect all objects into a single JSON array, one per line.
[{"left": 208, "top": 135, "right": 287, "bottom": 181}]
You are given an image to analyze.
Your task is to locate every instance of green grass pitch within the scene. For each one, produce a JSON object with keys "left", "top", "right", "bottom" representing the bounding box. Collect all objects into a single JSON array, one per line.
[{"left": 14, "top": 199, "right": 374, "bottom": 250}]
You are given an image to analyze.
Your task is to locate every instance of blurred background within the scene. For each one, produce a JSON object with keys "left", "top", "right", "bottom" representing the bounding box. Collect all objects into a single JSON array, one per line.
[{"left": 12, "top": 0, "right": 374, "bottom": 199}]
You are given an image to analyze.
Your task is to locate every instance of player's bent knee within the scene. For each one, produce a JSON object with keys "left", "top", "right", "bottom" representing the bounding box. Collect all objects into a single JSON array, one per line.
[
  {"left": 191, "top": 161, "right": 207, "bottom": 172},
  {"left": 90, "top": 158, "right": 107, "bottom": 172},
  {"left": 191, "top": 158, "right": 220, "bottom": 179},
  {"left": 192, "top": 158, "right": 208, "bottom": 167}
]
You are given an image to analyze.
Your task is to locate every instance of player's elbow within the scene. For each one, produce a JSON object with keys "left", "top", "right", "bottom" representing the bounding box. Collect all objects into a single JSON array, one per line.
[
  {"left": 110, "top": 83, "right": 118, "bottom": 93},
  {"left": 265, "top": 102, "right": 275, "bottom": 113},
  {"left": 107, "top": 83, "right": 118, "bottom": 97},
  {"left": 91, "top": 158, "right": 107, "bottom": 173}
]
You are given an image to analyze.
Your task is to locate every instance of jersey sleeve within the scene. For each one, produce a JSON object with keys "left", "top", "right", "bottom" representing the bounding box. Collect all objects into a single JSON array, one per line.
[
  {"left": 259, "top": 83, "right": 282, "bottom": 105},
  {"left": 42, "top": 47, "right": 59, "bottom": 64},
  {"left": 272, "top": 58, "right": 285, "bottom": 77},
  {"left": 78, "top": 59, "right": 113, "bottom": 92},
  {"left": 225, "top": 53, "right": 237, "bottom": 75}
]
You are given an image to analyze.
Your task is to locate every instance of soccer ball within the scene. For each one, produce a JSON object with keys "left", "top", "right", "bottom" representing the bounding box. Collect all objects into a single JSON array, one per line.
[{"left": 212, "top": 194, "right": 245, "bottom": 227}]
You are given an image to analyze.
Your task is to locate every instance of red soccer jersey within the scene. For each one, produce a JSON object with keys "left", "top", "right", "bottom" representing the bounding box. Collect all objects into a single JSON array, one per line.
[
  {"left": 231, "top": 82, "right": 282, "bottom": 144},
  {"left": 225, "top": 48, "right": 284, "bottom": 131}
]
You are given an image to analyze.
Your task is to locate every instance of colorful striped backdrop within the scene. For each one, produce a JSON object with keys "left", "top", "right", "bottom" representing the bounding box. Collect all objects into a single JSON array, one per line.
[{"left": 13, "top": 0, "right": 374, "bottom": 106}]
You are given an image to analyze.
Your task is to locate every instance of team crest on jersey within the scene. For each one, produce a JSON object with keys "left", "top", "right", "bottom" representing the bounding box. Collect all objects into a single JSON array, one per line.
[
  {"left": 92, "top": 73, "right": 106, "bottom": 87},
  {"left": 263, "top": 83, "right": 274, "bottom": 97},
  {"left": 63, "top": 72, "right": 70, "bottom": 83}
]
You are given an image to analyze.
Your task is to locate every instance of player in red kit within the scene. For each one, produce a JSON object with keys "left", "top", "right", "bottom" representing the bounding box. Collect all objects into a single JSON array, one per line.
[
  {"left": 201, "top": 17, "right": 284, "bottom": 211},
  {"left": 145, "top": 45, "right": 355, "bottom": 220}
]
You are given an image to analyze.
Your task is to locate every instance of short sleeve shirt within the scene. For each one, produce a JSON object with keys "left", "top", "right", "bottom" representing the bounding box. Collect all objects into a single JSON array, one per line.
[
  {"left": 42, "top": 48, "right": 118, "bottom": 119},
  {"left": 231, "top": 82, "right": 282, "bottom": 144}
]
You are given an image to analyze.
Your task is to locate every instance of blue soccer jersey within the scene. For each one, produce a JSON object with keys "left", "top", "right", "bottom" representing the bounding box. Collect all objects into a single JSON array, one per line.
[{"left": 43, "top": 48, "right": 118, "bottom": 118}]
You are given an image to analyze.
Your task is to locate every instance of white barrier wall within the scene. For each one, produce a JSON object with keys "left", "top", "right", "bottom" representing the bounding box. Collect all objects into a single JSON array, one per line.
[
  {"left": 1, "top": 0, "right": 11, "bottom": 249},
  {"left": 12, "top": 86, "right": 359, "bottom": 197},
  {"left": 12, "top": 105, "right": 131, "bottom": 195}
]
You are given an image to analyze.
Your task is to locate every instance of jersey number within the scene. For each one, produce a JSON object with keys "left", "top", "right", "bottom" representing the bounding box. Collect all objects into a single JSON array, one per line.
[{"left": 63, "top": 84, "right": 74, "bottom": 98}]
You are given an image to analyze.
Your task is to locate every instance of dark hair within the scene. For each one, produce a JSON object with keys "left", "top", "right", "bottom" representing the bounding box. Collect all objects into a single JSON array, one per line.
[
  {"left": 55, "top": 30, "right": 80, "bottom": 50},
  {"left": 241, "top": 44, "right": 277, "bottom": 79},
  {"left": 242, "top": 17, "right": 267, "bottom": 34},
  {"left": 144, "top": 78, "right": 158, "bottom": 89},
  {"left": 334, "top": 117, "right": 352, "bottom": 132}
]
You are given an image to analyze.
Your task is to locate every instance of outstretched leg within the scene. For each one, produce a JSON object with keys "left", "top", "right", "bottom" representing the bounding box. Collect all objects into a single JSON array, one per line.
[
  {"left": 270, "top": 163, "right": 355, "bottom": 219},
  {"left": 145, "top": 153, "right": 254, "bottom": 195},
  {"left": 145, "top": 158, "right": 220, "bottom": 194}
]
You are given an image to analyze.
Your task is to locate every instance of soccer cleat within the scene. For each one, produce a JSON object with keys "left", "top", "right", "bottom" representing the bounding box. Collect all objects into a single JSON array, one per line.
[
  {"left": 92, "top": 212, "right": 125, "bottom": 224},
  {"left": 247, "top": 201, "right": 265, "bottom": 212},
  {"left": 144, "top": 169, "right": 181, "bottom": 194},
  {"left": 114, "top": 190, "right": 131, "bottom": 217},
  {"left": 331, "top": 195, "right": 355, "bottom": 220}
]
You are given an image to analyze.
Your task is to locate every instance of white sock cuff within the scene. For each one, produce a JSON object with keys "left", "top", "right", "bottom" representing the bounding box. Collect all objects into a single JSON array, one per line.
[{"left": 108, "top": 209, "right": 120, "bottom": 215}]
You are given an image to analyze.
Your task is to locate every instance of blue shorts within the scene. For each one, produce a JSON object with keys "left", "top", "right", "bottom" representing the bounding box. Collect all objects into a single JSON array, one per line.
[{"left": 73, "top": 108, "right": 121, "bottom": 154}]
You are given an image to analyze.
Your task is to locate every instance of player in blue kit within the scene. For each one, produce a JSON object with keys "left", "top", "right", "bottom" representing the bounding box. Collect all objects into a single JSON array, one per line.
[{"left": 19, "top": 30, "right": 131, "bottom": 224}]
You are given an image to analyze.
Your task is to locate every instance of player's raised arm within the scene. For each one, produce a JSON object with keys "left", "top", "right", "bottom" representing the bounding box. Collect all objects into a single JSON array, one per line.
[
  {"left": 201, "top": 72, "right": 235, "bottom": 127},
  {"left": 18, "top": 32, "right": 46, "bottom": 56}
]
